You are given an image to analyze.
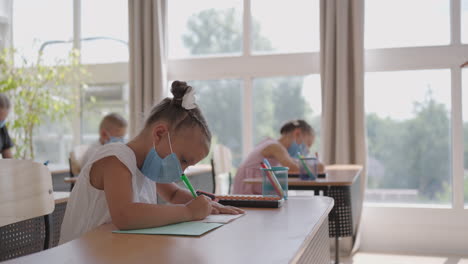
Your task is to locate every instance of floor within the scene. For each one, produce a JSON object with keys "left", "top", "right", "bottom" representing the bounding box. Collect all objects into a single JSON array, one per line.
[{"left": 341, "top": 252, "right": 468, "bottom": 264}]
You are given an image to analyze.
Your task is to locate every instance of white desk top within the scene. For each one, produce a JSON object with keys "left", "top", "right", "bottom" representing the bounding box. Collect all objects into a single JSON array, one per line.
[{"left": 5, "top": 196, "right": 333, "bottom": 264}]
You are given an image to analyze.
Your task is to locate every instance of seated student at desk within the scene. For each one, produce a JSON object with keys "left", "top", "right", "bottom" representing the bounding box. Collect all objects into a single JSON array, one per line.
[
  {"left": 232, "top": 119, "right": 324, "bottom": 195},
  {"left": 81, "top": 112, "right": 128, "bottom": 166},
  {"left": 0, "top": 93, "right": 13, "bottom": 158},
  {"left": 60, "top": 81, "right": 243, "bottom": 244}
]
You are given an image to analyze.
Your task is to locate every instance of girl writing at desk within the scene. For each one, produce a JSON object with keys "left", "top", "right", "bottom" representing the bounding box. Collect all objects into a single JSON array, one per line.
[
  {"left": 60, "top": 81, "right": 243, "bottom": 244},
  {"left": 232, "top": 119, "right": 324, "bottom": 195}
]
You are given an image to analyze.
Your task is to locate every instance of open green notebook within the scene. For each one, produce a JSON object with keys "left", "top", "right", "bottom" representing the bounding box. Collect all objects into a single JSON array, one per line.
[{"left": 112, "top": 222, "right": 223, "bottom": 236}]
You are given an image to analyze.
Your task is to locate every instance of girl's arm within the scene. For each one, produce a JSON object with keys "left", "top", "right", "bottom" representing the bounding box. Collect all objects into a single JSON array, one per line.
[
  {"left": 157, "top": 182, "right": 193, "bottom": 204},
  {"left": 261, "top": 143, "right": 301, "bottom": 173},
  {"left": 94, "top": 156, "right": 212, "bottom": 230}
]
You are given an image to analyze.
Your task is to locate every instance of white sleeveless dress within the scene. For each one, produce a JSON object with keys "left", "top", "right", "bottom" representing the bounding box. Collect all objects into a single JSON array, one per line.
[{"left": 59, "top": 143, "right": 157, "bottom": 244}]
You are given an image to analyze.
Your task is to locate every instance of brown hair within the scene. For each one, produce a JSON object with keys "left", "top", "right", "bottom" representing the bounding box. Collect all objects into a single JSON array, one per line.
[
  {"left": 99, "top": 112, "right": 128, "bottom": 131},
  {"left": 0, "top": 93, "right": 11, "bottom": 109},
  {"left": 145, "top": 81, "right": 212, "bottom": 142},
  {"left": 280, "top": 119, "right": 314, "bottom": 136}
]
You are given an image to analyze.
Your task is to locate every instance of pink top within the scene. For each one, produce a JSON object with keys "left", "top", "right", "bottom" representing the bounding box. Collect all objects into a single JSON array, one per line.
[{"left": 232, "top": 138, "right": 280, "bottom": 194}]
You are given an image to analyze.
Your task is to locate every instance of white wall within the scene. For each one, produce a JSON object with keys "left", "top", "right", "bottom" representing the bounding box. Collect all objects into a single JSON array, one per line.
[{"left": 360, "top": 205, "right": 468, "bottom": 256}]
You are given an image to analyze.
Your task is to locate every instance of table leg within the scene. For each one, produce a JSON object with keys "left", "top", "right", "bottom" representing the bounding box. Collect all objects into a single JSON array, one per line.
[
  {"left": 335, "top": 235, "right": 339, "bottom": 264},
  {"left": 333, "top": 205, "right": 340, "bottom": 264}
]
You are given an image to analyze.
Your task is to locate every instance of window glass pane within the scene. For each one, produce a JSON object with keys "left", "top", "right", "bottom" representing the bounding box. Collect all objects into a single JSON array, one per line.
[
  {"left": 463, "top": 69, "right": 468, "bottom": 206},
  {"left": 463, "top": 0, "right": 468, "bottom": 43},
  {"left": 253, "top": 75, "right": 322, "bottom": 154},
  {"left": 365, "top": 0, "right": 450, "bottom": 49},
  {"left": 186, "top": 79, "right": 243, "bottom": 166},
  {"left": 365, "top": 70, "right": 452, "bottom": 204},
  {"left": 34, "top": 119, "right": 73, "bottom": 168},
  {"left": 0, "top": 1, "right": 8, "bottom": 17},
  {"left": 251, "top": 0, "right": 319, "bottom": 54},
  {"left": 81, "top": 0, "right": 128, "bottom": 63},
  {"left": 81, "top": 83, "right": 129, "bottom": 144},
  {"left": 13, "top": 0, "right": 73, "bottom": 64},
  {"left": 168, "top": 0, "right": 242, "bottom": 58}
]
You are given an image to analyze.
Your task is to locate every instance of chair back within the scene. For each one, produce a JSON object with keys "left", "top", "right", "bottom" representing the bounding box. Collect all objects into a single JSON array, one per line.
[
  {"left": 0, "top": 159, "right": 55, "bottom": 261},
  {"left": 0, "top": 159, "right": 54, "bottom": 227},
  {"left": 69, "top": 144, "right": 90, "bottom": 176},
  {"left": 211, "top": 144, "right": 233, "bottom": 194}
]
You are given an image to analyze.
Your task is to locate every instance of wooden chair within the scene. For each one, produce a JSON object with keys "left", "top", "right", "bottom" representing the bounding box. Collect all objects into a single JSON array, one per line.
[
  {"left": 0, "top": 159, "right": 55, "bottom": 261},
  {"left": 67, "top": 144, "right": 90, "bottom": 190},
  {"left": 211, "top": 144, "right": 233, "bottom": 194}
]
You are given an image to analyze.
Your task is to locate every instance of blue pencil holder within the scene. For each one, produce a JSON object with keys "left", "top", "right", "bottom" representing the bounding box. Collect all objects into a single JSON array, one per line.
[
  {"left": 299, "top": 157, "right": 317, "bottom": 180},
  {"left": 261, "top": 167, "right": 289, "bottom": 200}
]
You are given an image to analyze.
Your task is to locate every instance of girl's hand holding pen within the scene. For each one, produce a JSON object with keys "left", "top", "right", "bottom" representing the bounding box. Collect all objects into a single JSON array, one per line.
[{"left": 185, "top": 195, "right": 212, "bottom": 220}]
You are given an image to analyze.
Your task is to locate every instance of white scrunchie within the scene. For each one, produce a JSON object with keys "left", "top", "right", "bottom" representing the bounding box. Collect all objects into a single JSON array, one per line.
[{"left": 181, "top": 87, "right": 197, "bottom": 110}]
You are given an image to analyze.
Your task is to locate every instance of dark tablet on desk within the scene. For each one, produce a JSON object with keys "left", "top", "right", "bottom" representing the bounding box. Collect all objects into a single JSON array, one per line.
[
  {"left": 288, "top": 173, "right": 327, "bottom": 178},
  {"left": 317, "top": 173, "right": 327, "bottom": 178}
]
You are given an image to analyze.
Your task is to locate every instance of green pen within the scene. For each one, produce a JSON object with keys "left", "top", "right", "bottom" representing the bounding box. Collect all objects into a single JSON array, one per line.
[{"left": 180, "top": 173, "right": 197, "bottom": 198}]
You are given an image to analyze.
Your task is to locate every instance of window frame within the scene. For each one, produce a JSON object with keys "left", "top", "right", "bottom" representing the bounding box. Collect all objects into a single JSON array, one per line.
[
  {"left": 8, "top": 0, "right": 129, "bottom": 167},
  {"left": 166, "top": 0, "right": 321, "bottom": 158}
]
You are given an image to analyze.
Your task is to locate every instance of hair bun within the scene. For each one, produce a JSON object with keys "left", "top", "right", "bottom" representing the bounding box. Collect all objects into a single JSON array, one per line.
[{"left": 171, "top": 81, "right": 191, "bottom": 106}]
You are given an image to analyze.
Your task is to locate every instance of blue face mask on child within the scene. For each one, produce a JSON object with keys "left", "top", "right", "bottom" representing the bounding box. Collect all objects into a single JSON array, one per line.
[
  {"left": 0, "top": 120, "right": 5, "bottom": 128},
  {"left": 106, "top": 136, "right": 125, "bottom": 144},
  {"left": 140, "top": 133, "right": 183, "bottom": 183},
  {"left": 287, "top": 140, "right": 307, "bottom": 158}
]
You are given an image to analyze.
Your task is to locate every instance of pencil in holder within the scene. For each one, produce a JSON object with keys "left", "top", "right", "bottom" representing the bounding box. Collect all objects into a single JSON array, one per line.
[
  {"left": 299, "top": 157, "right": 317, "bottom": 180},
  {"left": 261, "top": 167, "right": 289, "bottom": 200}
]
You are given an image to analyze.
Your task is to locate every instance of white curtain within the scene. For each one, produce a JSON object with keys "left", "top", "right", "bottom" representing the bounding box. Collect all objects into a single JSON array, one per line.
[
  {"left": 320, "top": 0, "right": 367, "bottom": 255},
  {"left": 128, "top": 0, "right": 167, "bottom": 137}
]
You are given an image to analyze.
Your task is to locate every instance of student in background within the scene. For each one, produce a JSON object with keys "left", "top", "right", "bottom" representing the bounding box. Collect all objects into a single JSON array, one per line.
[
  {"left": 60, "top": 81, "right": 243, "bottom": 244},
  {"left": 232, "top": 120, "right": 324, "bottom": 195},
  {"left": 0, "top": 93, "right": 13, "bottom": 158},
  {"left": 81, "top": 113, "right": 128, "bottom": 166}
]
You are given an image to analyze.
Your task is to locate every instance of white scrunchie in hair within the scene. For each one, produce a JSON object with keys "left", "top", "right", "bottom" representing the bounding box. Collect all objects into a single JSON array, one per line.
[{"left": 181, "top": 87, "right": 197, "bottom": 110}]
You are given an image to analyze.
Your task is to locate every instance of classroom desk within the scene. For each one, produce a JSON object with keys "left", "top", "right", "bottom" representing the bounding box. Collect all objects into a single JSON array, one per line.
[
  {"left": 4, "top": 196, "right": 334, "bottom": 264},
  {"left": 244, "top": 164, "right": 363, "bottom": 263},
  {"left": 53, "top": 192, "right": 70, "bottom": 204}
]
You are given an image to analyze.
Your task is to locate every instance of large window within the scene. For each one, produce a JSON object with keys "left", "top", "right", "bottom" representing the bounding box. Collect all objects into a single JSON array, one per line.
[
  {"left": 253, "top": 75, "right": 321, "bottom": 154},
  {"left": 81, "top": 84, "right": 129, "bottom": 145},
  {"left": 13, "top": 0, "right": 73, "bottom": 64},
  {"left": 364, "top": 0, "right": 468, "bottom": 207},
  {"left": 12, "top": 0, "right": 129, "bottom": 167},
  {"left": 187, "top": 79, "right": 243, "bottom": 165},
  {"left": 81, "top": 0, "right": 128, "bottom": 64},
  {"left": 250, "top": 0, "right": 319, "bottom": 54},
  {"left": 168, "top": 0, "right": 243, "bottom": 58},
  {"left": 168, "top": 0, "right": 321, "bottom": 162},
  {"left": 365, "top": 70, "right": 451, "bottom": 204},
  {"left": 365, "top": 0, "right": 450, "bottom": 49}
]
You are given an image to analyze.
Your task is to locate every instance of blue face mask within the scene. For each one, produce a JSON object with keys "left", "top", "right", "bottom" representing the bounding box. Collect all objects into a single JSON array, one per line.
[
  {"left": 140, "top": 133, "right": 183, "bottom": 183},
  {"left": 106, "top": 136, "right": 125, "bottom": 144},
  {"left": 287, "top": 140, "right": 307, "bottom": 158},
  {"left": 0, "top": 120, "right": 6, "bottom": 128}
]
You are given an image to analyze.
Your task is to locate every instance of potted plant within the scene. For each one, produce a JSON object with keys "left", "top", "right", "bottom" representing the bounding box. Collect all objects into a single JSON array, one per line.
[{"left": 0, "top": 48, "right": 87, "bottom": 159}]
